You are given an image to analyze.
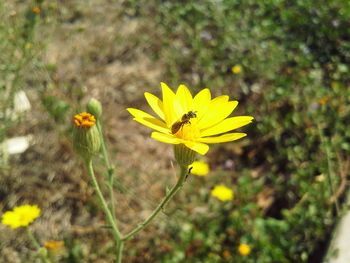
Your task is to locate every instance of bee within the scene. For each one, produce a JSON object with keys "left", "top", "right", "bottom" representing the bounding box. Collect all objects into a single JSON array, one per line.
[{"left": 171, "top": 111, "right": 197, "bottom": 134}]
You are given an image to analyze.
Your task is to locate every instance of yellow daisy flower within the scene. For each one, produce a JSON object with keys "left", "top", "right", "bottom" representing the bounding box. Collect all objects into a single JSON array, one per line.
[
  {"left": 238, "top": 243, "right": 251, "bottom": 256},
  {"left": 211, "top": 185, "right": 234, "bottom": 201},
  {"left": 2, "top": 204, "right": 41, "bottom": 229},
  {"left": 127, "top": 83, "right": 253, "bottom": 155},
  {"left": 231, "top": 65, "right": 242, "bottom": 74},
  {"left": 32, "top": 6, "right": 41, "bottom": 14},
  {"left": 189, "top": 161, "right": 210, "bottom": 176}
]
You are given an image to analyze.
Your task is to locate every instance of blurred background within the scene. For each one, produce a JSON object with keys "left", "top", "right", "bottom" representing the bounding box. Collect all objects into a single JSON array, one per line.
[{"left": 1, "top": 0, "right": 350, "bottom": 262}]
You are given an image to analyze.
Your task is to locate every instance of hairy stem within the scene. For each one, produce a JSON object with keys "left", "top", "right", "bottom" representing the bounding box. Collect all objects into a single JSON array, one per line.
[
  {"left": 86, "top": 160, "right": 121, "bottom": 241},
  {"left": 96, "top": 121, "right": 116, "bottom": 219}
]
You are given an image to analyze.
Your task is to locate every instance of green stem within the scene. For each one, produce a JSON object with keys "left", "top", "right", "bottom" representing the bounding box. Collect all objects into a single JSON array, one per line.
[
  {"left": 95, "top": 121, "right": 122, "bottom": 261},
  {"left": 27, "top": 227, "right": 40, "bottom": 249},
  {"left": 97, "top": 121, "right": 112, "bottom": 169},
  {"left": 116, "top": 241, "right": 124, "bottom": 263},
  {"left": 97, "top": 121, "right": 116, "bottom": 219},
  {"left": 86, "top": 160, "right": 121, "bottom": 241},
  {"left": 122, "top": 166, "right": 188, "bottom": 241},
  {"left": 26, "top": 228, "right": 50, "bottom": 263}
]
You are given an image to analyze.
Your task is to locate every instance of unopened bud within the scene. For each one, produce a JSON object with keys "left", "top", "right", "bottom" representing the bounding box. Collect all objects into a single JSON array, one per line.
[
  {"left": 38, "top": 247, "right": 48, "bottom": 257},
  {"left": 87, "top": 98, "right": 102, "bottom": 119},
  {"left": 72, "top": 112, "right": 101, "bottom": 161}
]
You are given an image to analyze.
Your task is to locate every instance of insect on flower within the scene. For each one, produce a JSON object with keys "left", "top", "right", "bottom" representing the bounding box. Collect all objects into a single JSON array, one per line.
[{"left": 171, "top": 111, "right": 197, "bottom": 134}]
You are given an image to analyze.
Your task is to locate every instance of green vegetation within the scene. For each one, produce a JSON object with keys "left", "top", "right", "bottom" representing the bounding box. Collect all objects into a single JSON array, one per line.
[{"left": 127, "top": 1, "right": 350, "bottom": 261}]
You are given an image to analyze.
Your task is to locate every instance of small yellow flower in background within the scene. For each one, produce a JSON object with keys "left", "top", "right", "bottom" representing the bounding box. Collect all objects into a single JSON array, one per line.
[
  {"left": 73, "top": 112, "right": 96, "bottom": 128},
  {"left": 189, "top": 161, "right": 210, "bottom": 176},
  {"left": 25, "top": 43, "right": 33, "bottom": 50},
  {"left": 318, "top": 96, "right": 329, "bottom": 105},
  {"left": 315, "top": 174, "right": 325, "bottom": 182},
  {"left": 2, "top": 204, "right": 41, "bottom": 229},
  {"left": 32, "top": 6, "right": 41, "bottom": 14},
  {"left": 238, "top": 243, "right": 251, "bottom": 256},
  {"left": 223, "top": 249, "right": 231, "bottom": 259},
  {"left": 211, "top": 185, "right": 234, "bottom": 201},
  {"left": 44, "top": 240, "right": 64, "bottom": 251},
  {"left": 231, "top": 65, "right": 242, "bottom": 74},
  {"left": 127, "top": 83, "right": 253, "bottom": 155}
]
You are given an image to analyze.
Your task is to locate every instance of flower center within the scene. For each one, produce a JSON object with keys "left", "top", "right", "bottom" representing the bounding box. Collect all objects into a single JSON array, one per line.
[
  {"left": 173, "top": 119, "right": 200, "bottom": 140},
  {"left": 17, "top": 213, "right": 29, "bottom": 225},
  {"left": 73, "top": 112, "right": 96, "bottom": 128}
]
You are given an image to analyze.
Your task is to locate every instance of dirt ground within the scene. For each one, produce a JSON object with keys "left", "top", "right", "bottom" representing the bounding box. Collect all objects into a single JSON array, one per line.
[{"left": 1, "top": 1, "right": 186, "bottom": 262}]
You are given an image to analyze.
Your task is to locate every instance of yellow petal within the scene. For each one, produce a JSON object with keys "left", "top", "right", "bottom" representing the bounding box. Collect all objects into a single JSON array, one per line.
[
  {"left": 184, "top": 141, "right": 209, "bottom": 155},
  {"left": 175, "top": 84, "right": 193, "bottom": 114},
  {"left": 198, "top": 133, "right": 247, "bottom": 143},
  {"left": 193, "top": 88, "right": 211, "bottom": 119},
  {"left": 133, "top": 118, "right": 169, "bottom": 133},
  {"left": 172, "top": 96, "right": 185, "bottom": 120},
  {"left": 127, "top": 108, "right": 169, "bottom": 133},
  {"left": 197, "top": 97, "right": 238, "bottom": 129},
  {"left": 127, "top": 108, "right": 154, "bottom": 119},
  {"left": 151, "top": 132, "right": 181, "bottom": 144},
  {"left": 200, "top": 116, "right": 254, "bottom": 137},
  {"left": 144, "top": 92, "right": 165, "bottom": 120},
  {"left": 161, "top": 82, "right": 178, "bottom": 126}
]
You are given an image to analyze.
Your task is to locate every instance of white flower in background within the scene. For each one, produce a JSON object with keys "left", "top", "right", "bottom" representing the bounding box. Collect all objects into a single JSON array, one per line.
[{"left": 3, "top": 135, "right": 34, "bottom": 155}]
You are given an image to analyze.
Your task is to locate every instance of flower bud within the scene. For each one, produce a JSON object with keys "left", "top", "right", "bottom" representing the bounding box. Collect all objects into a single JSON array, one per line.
[
  {"left": 174, "top": 144, "right": 196, "bottom": 168},
  {"left": 38, "top": 247, "right": 48, "bottom": 258},
  {"left": 72, "top": 112, "right": 101, "bottom": 161},
  {"left": 87, "top": 98, "right": 102, "bottom": 119}
]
